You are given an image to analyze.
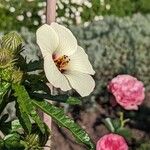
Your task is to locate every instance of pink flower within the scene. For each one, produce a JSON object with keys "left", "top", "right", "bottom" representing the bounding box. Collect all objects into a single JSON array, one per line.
[
  {"left": 96, "top": 133, "right": 128, "bottom": 150},
  {"left": 108, "top": 75, "right": 145, "bottom": 110}
]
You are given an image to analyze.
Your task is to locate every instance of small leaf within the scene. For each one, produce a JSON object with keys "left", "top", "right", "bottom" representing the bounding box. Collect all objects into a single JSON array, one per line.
[
  {"left": 66, "top": 97, "right": 81, "bottom": 105},
  {"left": 116, "top": 127, "right": 132, "bottom": 140},
  {"left": 104, "top": 118, "right": 115, "bottom": 132},
  {"left": 12, "top": 84, "right": 45, "bottom": 134},
  {"left": 1, "top": 32, "right": 23, "bottom": 53},
  {"left": 32, "top": 99, "right": 95, "bottom": 150},
  {"left": 11, "top": 119, "right": 23, "bottom": 133},
  {"left": 112, "top": 119, "right": 121, "bottom": 130},
  {"left": 26, "top": 60, "right": 43, "bottom": 72}
]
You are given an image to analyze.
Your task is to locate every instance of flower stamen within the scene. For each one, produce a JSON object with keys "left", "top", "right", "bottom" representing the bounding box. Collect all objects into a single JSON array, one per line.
[{"left": 53, "top": 55, "right": 70, "bottom": 72}]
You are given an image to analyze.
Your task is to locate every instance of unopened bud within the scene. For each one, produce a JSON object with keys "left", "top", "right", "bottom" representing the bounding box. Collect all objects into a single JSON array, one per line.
[
  {"left": 1, "top": 32, "right": 23, "bottom": 53},
  {"left": 12, "top": 69, "right": 23, "bottom": 84},
  {"left": 0, "top": 49, "right": 14, "bottom": 68}
]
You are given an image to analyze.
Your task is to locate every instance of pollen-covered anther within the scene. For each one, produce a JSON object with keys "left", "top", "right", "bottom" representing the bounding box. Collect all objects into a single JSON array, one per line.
[{"left": 53, "top": 55, "right": 70, "bottom": 72}]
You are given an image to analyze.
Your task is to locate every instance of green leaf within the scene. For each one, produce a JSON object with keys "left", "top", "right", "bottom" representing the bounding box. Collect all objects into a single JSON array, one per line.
[
  {"left": 30, "top": 109, "right": 46, "bottom": 134},
  {"left": 12, "top": 84, "right": 45, "bottom": 134},
  {"left": 0, "top": 139, "right": 5, "bottom": 149},
  {"left": 4, "top": 133, "right": 24, "bottom": 150},
  {"left": 15, "top": 102, "right": 32, "bottom": 134},
  {"left": 25, "top": 76, "right": 81, "bottom": 105},
  {"left": 11, "top": 119, "right": 23, "bottom": 133},
  {"left": 104, "top": 118, "right": 115, "bottom": 132},
  {"left": 0, "top": 81, "right": 11, "bottom": 114},
  {"left": 1, "top": 32, "right": 23, "bottom": 53},
  {"left": 26, "top": 60, "right": 43, "bottom": 72},
  {"left": 32, "top": 93, "right": 81, "bottom": 105},
  {"left": 32, "top": 99, "right": 95, "bottom": 150},
  {"left": 66, "top": 97, "right": 81, "bottom": 105},
  {"left": 112, "top": 119, "right": 121, "bottom": 130},
  {"left": 116, "top": 127, "right": 132, "bottom": 140},
  {"left": 0, "top": 82, "right": 10, "bottom": 105}
]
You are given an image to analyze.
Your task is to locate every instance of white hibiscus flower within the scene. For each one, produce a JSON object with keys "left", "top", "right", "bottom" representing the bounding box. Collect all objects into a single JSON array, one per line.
[{"left": 36, "top": 23, "right": 95, "bottom": 97}]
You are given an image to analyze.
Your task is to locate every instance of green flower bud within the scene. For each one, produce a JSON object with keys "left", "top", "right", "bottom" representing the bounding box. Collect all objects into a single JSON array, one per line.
[
  {"left": 0, "top": 48, "right": 14, "bottom": 68},
  {"left": 12, "top": 69, "right": 23, "bottom": 84},
  {"left": 1, "top": 32, "right": 23, "bottom": 54},
  {"left": 0, "top": 66, "right": 13, "bottom": 82},
  {"left": 25, "top": 134, "right": 40, "bottom": 149},
  {"left": 24, "top": 124, "right": 49, "bottom": 149}
]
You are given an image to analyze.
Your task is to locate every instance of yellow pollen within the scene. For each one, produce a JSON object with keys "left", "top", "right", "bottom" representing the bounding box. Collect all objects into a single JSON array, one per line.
[{"left": 53, "top": 55, "right": 70, "bottom": 72}]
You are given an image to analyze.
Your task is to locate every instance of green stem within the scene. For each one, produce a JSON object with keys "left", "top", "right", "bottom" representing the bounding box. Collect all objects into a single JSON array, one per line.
[
  {"left": 119, "top": 112, "right": 130, "bottom": 128},
  {"left": 119, "top": 112, "right": 124, "bottom": 128}
]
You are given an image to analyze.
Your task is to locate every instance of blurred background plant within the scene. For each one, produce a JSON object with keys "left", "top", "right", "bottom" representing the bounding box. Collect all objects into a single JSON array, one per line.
[
  {"left": 72, "top": 13, "right": 150, "bottom": 95},
  {"left": 0, "top": 0, "right": 150, "bottom": 31}
]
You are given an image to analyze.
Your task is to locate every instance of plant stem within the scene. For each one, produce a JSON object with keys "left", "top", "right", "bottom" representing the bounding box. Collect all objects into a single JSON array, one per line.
[{"left": 119, "top": 112, "right": 130, "bottom": 128}]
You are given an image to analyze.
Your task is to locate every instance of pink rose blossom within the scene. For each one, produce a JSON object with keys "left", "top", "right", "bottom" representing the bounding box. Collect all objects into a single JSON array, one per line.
[
  {"left": 96, "top": 133, "right": 128, "bottom": 150},
  {"left": 108, "top": 75, "right": 145, "bottom": 110}
]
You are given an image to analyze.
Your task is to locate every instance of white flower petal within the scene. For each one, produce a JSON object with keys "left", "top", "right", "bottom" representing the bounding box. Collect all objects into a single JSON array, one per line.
[
  {"left": 44, "top": 54, "right": 71, "bottom": 91},
  {"left": 64, "top": 71, "right": 95, "bottom": 97},
  {"left": 36, "top": 24, "right": 59, "bottom": 57},
  {"left": 68, "top": 46, "right": 95, "bottom": 75},
  {"left": 51, "top": 22, "right": 77, "bottom": 56}
]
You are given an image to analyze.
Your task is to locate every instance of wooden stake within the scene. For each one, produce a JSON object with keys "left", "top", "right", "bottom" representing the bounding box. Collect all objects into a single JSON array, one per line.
[
  {"left": 46, "top": 0, "right": 57, "bottom": 24},
  {"left": 44, "top": 0, "right": 57, "bottom": 149}
]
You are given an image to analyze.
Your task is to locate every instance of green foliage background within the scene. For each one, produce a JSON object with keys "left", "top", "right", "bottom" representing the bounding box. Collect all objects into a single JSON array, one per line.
[{"left": 0, "top": 0, "right": 150, "bottom": 31}]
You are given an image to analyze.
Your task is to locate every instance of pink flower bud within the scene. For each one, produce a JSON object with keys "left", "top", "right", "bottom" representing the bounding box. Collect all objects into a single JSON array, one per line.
[
  {"left": 96, "top": 133, "right": 128, "bottom": 150},
  {"left": 108, "top": 75, "right": 145, "bottom": 110}
]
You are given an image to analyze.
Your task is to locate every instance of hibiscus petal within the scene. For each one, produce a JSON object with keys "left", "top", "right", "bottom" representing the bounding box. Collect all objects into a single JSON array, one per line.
[
  {"left": 51, "top": 22, "right": 77, "bottom": 56},
  {"left": 44, "top": 54, "right": 71, "bottom": 91},
  {"left": 68, "top": 46, "right": 95, "bottom": 75},
  {"left": 36, "top": 24, "right": 59, "bottom": 57},
  {"left": 64, "top": 71, "right": 95, "bottom": 97}
]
